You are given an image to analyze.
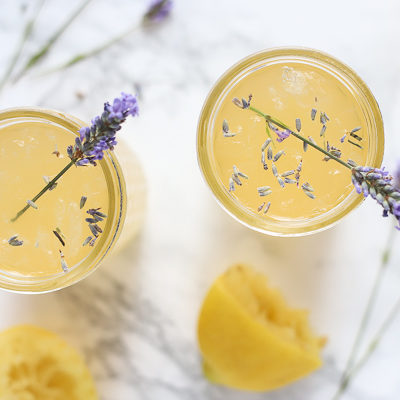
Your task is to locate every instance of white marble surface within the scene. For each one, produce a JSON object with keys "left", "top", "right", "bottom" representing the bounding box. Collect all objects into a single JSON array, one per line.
[{"left": 1, "top": 0, "right": 400, "bottom": 399}]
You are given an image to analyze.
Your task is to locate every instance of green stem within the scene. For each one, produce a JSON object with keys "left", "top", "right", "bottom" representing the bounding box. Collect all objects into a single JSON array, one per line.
[
  {"left": 47, "top": 24, "right": 140, "bottom": 73},
  {"left": 14, "top": 0, "right": 93, "bottom": 81},
  {"left": 249, "top": 106, "right": 352, "bottom": 170},
  {"left": 11, "top": 160, "right": 75, "bottom": 222},
  {"left": 0, "top": 0, "right": 45, "bottom": 91},
  {"left": 331, "top": 227, "right": 396, "bottom": 400},
  {"left": 333, "top": 292, "right": 400, "bottom": 400}
]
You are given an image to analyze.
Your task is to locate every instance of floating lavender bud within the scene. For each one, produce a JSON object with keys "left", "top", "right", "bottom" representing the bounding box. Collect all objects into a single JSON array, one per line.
[
  {"left": 233, "top": 165, "right": 239, "bottom": 177},
  {"left": 238, "top": 171, "right": 248, "bottom": 179},
  {"left": 308, "top": 136, "right": 316, "bottom": 145},
  {"left": 89, "top": 224, "right": 99, "bottom": 237},
  {"left": 59, "top": 250, "right": 68, "bottom": 273},
  {"left": 304, "top": 191, "right": 316, "bottom": 199},
  {"left": 350, "top": 132, "right": 363, "bottom": 141},
  {"left": 26, "top": 200, "right": 38, "bottom": 209},
  {"left": 257, "top": 202, "right": 265, "bottom": 212},
  {"left": 320, "top": 112, "right": 330, "bottom": 124},
  {"left": 284, "top": 178, "right": 296, "bottom": 184},
  {"left": 273, "top": 150, "right": 285, "bottom": 162},
  {"left": 263, "top": 202, "right": 271, "bottom": 214},
  {"left": 302, "top": 182, "right": 314, "bottom": 192},
  {"left": 229, "top": 178, "right": 235, "bottom": 192},
  {"left": 267, "top": 147, "right": 273, "bottom": 160},
  {"left": 348, "top": 139, "right": 363, "bottom": 149},
  {"left": 261, "top": 138, "right": 272, "bottom": 151},
  {"left": 222, "top": 120, "right": 229, "bottom": 134},
  {"left": 303, "top": 141, "right": 308, "bottom": 152},
  {"left": 85, "top": 218, "right": 97, "bottom": 224},
  {"left": 268, "top": 122, "right": 291, "bottom": 142},
  {"left": 257, "top": 186, "right": 271, "bottom": 192},
  {"left": 277, "top": 177, "right": 285, "bottom": 188},
  {"left": 261, "top": 151, "right": 266, "bottom": 165},
  {"left": 232, "top": 174, "right": 242, "bottom": 186},
  {"left": 351, "top": 126, "right": 361, "bottom": 133},
  {"left": 340, "top": 134, "right": 347, "bottom": 143},
  {"left": 281, "top": 170, "right": 295, "bottom": 177},
  {"left": 320, "top": 125, "right": 326, "bottom": 137},
  {"left": 295, "top": 118, "right": 301, "bottom": 132},
  {"left": 311, "top": 108, "right": 317, "bottom": 121},
  {"left": 347, "top": 159, "right": 357, "bottom": 168},
  {"left": 232, "top": 95, "right": 252, "bottom": 109},
  {"left": 80, "top": 196, "right": 87, "bottom": 209},
  {"left": 53, "top": 230, "right": 65, "bottom": 247},
  {"left": 272, "top": 163, "right": 278, "bottom": 177},
  {"left": 8, "top": 234, "right": 23, "bottom": 246},
  {"left": 82, "top": 236, "right": 92, "bottom": 246}
]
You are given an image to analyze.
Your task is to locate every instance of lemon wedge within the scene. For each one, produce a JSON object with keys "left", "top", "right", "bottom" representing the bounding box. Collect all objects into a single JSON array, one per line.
[
  {"left": 197, "top": 264, "right": 325, "bottom": 391},
  {"left": 0, "top": 325, "right": 98, "bottom": 400}
]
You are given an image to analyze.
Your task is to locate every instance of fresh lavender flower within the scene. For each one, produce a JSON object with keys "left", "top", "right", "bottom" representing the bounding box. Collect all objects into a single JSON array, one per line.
[
  {"left": 351, "top": 166, "right": 400, "bottom": 228},
  {"left": 143, "top": 0, "right": 173, "bottom": 23},
  {"left": 69, "top": 93, "right": 139, "bottom": 166},
  {"left": 268, "top": 122, "right": 291, "bottom": 143}
]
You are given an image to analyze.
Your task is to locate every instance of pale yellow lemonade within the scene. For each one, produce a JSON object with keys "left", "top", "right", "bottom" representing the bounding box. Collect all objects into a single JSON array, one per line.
[
  {"left": 0, "top": 120, "right": 109, "bottom": 277},
  {"left": 213, "top": 62, "right": 369, "bottom": 221}
]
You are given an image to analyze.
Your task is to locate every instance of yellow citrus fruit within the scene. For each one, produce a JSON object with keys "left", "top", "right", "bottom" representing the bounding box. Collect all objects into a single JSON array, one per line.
[
  {"left": 197, "top": 265, "right": 325, "bottom": 391},
  {"left": 0, "top": 325, "right": 98, "bottom": 400}
]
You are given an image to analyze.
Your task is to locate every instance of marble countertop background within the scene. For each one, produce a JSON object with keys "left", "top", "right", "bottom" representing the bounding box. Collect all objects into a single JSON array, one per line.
[{"left": 1, "top": 1, "right": 400, "bottom": 399}]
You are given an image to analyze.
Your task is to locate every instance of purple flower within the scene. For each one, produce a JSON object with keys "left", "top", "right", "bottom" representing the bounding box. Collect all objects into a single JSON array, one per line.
[
  {"left": 268, "top": 122, "right": 291, "bottom": 143},
  {"left": 69, "top": 93, "right": 139, "bottom": 166},
  {"left": 143, "top": 0, "right": 173, "bottom": 23},
  {"left": 351, "top": 166, "right": 400, "bottom": 229}
]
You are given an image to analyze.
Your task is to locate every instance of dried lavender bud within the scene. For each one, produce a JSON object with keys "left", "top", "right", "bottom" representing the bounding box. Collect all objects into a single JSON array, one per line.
[
  {"left": 281, "top": 170, "right": 295, "bottom": 177},
  {"left": 272, "top": 163, "right": 278, "bottom": 177},
  {"left": 229, "top": 178, "right": 235, "bottom": 192},
  {"left": 257, "top": 202, "right": 265, "bottom": 212},
  {"left": 340, "top": 134, "right": 347, "bottom": 143},
  {"left": 26, "top": 200, "right": 38, "bottom": 209},
  {"left": 295, "top": 118, "right": 301, "bottom": 132},
  {"left": 311, "top": 108, "right": 317, "bottom": 120},
  {"left": 277, "top": 177, "right": 285, "bottom": 188},
  {"left": 80, "top": 196, "right": 87, "bottom": 209},
  {"left": 320, "top": 125, "right": 326, "bottom": 137},
  {"left": 284, "top": 178, "right": 296, "bottom": 184},
  {"left": 261, "top": 138, "right": 271, "bottom": 151},
  {"left": 232, "top": 174, "right": 242, "bottom": 186},
  {"left": 263, "top": 202, "right": 271, "bottom": 214},
  {"left": 267, "top": 147, "right": 273, "bottom": 160},
  {"left": 273, "top": 150, "right": 285, "bottom": 162},
  {"left": 82, "top": 236, "right": 92, "bottom": 246},
  {"left": 269, "top": 122, "right": 291, "bottom": 143}
]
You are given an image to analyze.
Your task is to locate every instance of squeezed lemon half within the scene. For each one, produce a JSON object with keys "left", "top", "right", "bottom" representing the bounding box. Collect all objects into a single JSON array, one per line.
[
  {"left": 197, "top": 265, "right": 325, "bottom": 391},
  {"left": 0, "top": 325, "right": 98, "bottom": 400}
]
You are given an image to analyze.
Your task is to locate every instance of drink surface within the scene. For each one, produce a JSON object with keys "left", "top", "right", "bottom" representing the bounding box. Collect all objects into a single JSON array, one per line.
[
  {"left": 0, "top": 120, "right": 109, "bottom": 277},
  {"left": 212, "top": 61, "right": 369, "bottom": 221}
]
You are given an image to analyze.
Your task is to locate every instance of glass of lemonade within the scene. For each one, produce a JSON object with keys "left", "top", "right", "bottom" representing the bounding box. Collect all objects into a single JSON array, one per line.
[
  {"left": 0, "top": 107, "right": 145, "bottom": 293},
  {"left": 197, "top": 48, "right": 384, "bottom": 236}
]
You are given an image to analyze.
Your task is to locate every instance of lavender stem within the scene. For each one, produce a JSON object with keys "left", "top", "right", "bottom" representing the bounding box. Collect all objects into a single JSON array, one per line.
[{"left": 248, "top": 106, "right": 352, "bottom": 170}]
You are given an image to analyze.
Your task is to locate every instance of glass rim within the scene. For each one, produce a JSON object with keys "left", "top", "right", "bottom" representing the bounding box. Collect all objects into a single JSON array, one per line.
[
  {"left": 197, "top": 47, "right": 385, "bottom": 236},
  {"left": 0, "top": 106, "right": 127, "bottom": 293}
]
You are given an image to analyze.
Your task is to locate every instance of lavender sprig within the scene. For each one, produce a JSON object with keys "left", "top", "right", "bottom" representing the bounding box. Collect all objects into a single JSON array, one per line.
[
  {"left": 70, "top": 92, "right": 138, "bottom": 166},
  {"left": 235, "top": 97, "right": 399, "bottom": 229},
  {"left": 11, "top": 93, "right": 138, "bottom": 222},
  {"left": 351, "top": 167, "right": 400, "bottom": 228},
  {"left": 49, "top": 0, "right": 174, "bottom": 73}
]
